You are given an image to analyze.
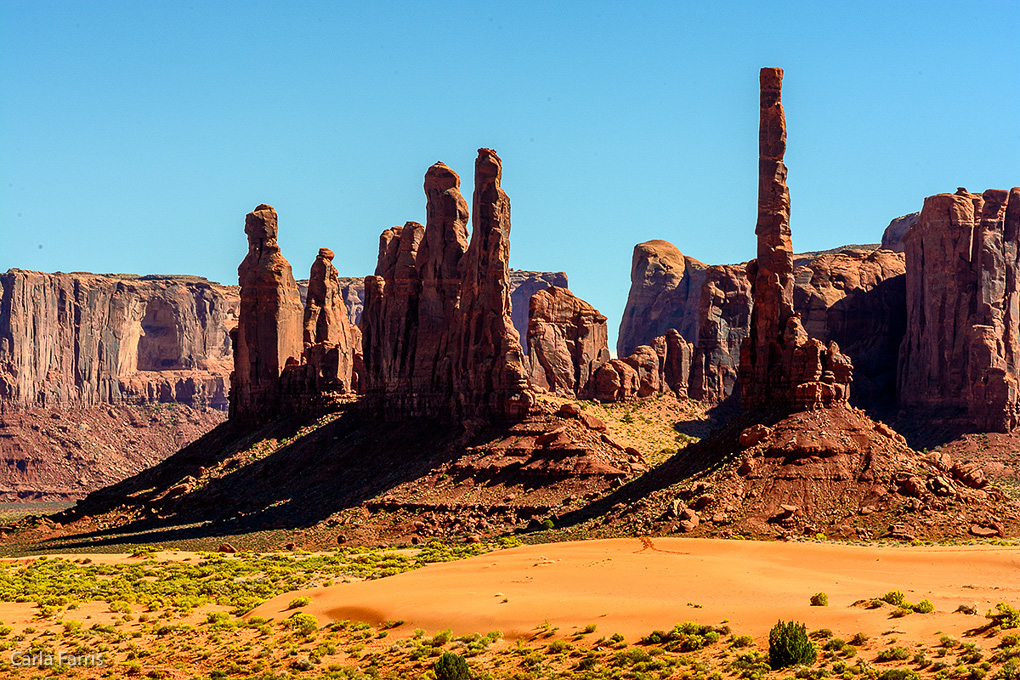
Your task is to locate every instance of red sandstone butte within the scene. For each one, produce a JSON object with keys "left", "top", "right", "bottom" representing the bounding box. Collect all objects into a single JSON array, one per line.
[
  {"left": 361, "top": 151, "right": 534, "bottom": 421},
  {"left": 412, "top": 162, "right": 470, "bottom": 399},
  {"left": 526, "top": 286, "right": 610, "bottom": 398},
  {"left": 898, "top": 187, "right": 1020, "bottom": 432},
  {"left": 230, "top": 205, "right": 304, "bottom": 421}
]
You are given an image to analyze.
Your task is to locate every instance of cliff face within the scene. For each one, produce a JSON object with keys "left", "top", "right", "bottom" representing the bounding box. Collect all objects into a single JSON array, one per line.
[
  {"left": 0, "top": 270, "right": 235, "bottom": 411},
  {"left": 898, "top": 187, "right": 1020, "bottom": 432},
  {"left": 689, "top": 264, "right": 752, "bottom": 403},
  {"left": 617, "top": 240, "right": 707, "bottom": 357},
  {"left": 794, "top": 249, "right": 906, "bottom": 409}
]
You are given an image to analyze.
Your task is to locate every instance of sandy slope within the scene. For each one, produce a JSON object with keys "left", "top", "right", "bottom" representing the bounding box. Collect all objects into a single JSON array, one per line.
[{"left": 252, "top": 537, "right": 1020, "bottom": 642}]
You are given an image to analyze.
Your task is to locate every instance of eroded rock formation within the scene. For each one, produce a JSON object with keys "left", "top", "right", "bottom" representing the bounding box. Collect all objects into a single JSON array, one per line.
[
  {"left": 690, "top": 264, "right": 752, "bottom": 403},
  {"left": 738, "top": 67, "right": 853, "bottom": 412},
  {"left": 229, "top": 205, "right": 304, "bottom": 421},
  {"left": 794, "top": 248, "right": 906, "bottom": 409},
  {"left": 526, "top": 286, "right": 610, "bottom": 397},
  {"left": 362, "top": 151, "right": 534, "bottom": 421},
  {"left": 617, "top": 240, "right": 707, "bottom": 357},
  {"left": 880, "top": 213, "right": 919, "bottom": 253},
  {"left": 593, "top": 331, "right": 692, "bottom": 403},
  {"left": 898, "top": 187, "right": 1020, "bottom": 432},
  {"left": 0, "top": 270, "right": 234, "bottom": 411},
  {"left": 280, "top": 247, "right": 358, "bottom": 402}
]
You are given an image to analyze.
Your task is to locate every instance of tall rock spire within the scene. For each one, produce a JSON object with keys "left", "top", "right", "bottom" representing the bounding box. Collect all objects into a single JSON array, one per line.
[
  {"left": 230, "top": 204, "right": 304, "bottom": 420},
  {"left": 739, "top": 69, "right": 853, "bottom": 411}
]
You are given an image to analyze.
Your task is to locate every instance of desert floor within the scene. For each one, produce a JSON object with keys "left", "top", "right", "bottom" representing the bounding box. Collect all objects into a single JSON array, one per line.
[{"left": 253, "top": 537, "right": 1020, "bottom": 642}]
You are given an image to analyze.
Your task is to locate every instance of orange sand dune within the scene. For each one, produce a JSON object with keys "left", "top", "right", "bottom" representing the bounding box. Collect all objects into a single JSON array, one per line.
[{"left": 251, "top": 537, "right": 1020, "bottom": 642}]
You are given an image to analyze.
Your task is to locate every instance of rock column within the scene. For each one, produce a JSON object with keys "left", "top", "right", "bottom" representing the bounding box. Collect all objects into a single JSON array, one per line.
[{"left": 230, "top": 205, "right": 304, "bottom": 420}]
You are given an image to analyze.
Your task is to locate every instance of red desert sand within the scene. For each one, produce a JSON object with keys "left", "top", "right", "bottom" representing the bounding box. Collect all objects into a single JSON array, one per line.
[{"left": 252, "top": 538, "right": 1020, "bottom": 643}]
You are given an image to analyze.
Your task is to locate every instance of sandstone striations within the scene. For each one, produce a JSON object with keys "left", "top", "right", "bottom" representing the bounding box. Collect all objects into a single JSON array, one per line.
[
  {"left": 229, "top": 205, "right": 304, "bottom": 421},
  {"left": 898, "top": 187, "right": 1020, "bottom": 432},
  {"left": 617, "top": 240, "right": 707, "bottom": 357},
  {"left": 738, "top": 67, "right": 853, "bottom": 413},
  {"left": 0, "top": 270, "right": 234, "bottom": 411},
  {"left": 526, "top": 286, "right": 610, "bottom": 397}
]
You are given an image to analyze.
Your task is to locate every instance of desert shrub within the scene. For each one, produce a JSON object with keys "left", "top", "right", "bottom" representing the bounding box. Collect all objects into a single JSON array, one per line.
[
  {"left": 811, "top": 593, "right": 829, "bottom": 607},
  {"left": 881, "top": 591, "right": 906, "bottom": 606},
  {"left": 912, "top": 599, "right": 935, "bottom": 614},
  {"left": 878, "top": 670, "right": 920, "bottom": 680},
  {"left": 988, "top": 603, "right": 1020, "bottom": 630},
  {"left": 434, "top": 651, "right": 470, "bottom": 680},
  {"left": 287, "top": 596, "right": 311, "bottom": 610},
  {"left": 769, "top": 620, "right": 817, "bottom": 669},
  {"left": 823, "top": 638, "right": 846, "bottom": 652},
  {"left": 876, "top": 646, "right": 911, "bottom": 662},
  {"left": 850, "top": 632, "right": 869, "bottom": 646},
  {"left": 732, "top": 635, "right": 755, "bottom": 648}
]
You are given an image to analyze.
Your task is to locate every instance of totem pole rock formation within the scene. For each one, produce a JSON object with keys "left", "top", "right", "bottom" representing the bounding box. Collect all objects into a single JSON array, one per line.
[
  {"left": 738, "top": 68, "right": 853, "bottom": 412},
  {"left": 898, "top": 187, "right": 1020, "bottom": 432},
  {"left": 230, "top": 204, "right": 304, "bottom": 420},
  {"left": 362, "top": 150, "right": 534, "bottom": 421},
  {"left": 617, "top": 240, "right": 706, "bottom": 357},
  {"left": 527, "top": 286, "right": 610, "bottom": 397}
]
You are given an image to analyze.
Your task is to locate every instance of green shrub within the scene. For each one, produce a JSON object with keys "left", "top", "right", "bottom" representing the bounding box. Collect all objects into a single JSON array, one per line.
[
  {"left": 876, "top": 646, "right": 911, "bottom": 662},
  {"left": 881, "top": 591, "right": 905, "bottom": 606},
  {"left": 287, "top": 597, "right": 311, "bottom": 610},
  {"left": 434, "top": 651, "right": 470, "bottom": 680},
  {"left": 769, "top": 620, "right": 817, "bottom": 669},
  {"left": 988, "top": 603, "right": 1020, "bottom": 630},
  {"left": 810, "top": 593, "right": 829, "bottom": 607},
  {"left": 912, "top": 599, "right": 935, "bottom": 614}
]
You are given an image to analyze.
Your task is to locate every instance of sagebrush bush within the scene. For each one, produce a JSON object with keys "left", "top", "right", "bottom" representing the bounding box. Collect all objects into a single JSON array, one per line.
[
  {"left": 810, "top": 592, "right": 829, "bottom": 607},
  {"left": 434, "top": 651, "right": 470, "bottom": 680},
  {"left": 769, "top": 620, "right": 816, "bottom": 669}
]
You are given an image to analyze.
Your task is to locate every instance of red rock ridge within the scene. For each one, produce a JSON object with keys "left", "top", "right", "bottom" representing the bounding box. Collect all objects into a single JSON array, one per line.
[{"left": 0, "top": 270, "right": 234, "bottom": 411}]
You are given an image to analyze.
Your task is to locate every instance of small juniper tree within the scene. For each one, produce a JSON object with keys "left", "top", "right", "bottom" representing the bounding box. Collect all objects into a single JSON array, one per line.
[
  {"left": 769, "top": 620, "right": 817, "bottom": 669},
  {"left": 434, "top": 651, "right": 471, "bottom": 680}
]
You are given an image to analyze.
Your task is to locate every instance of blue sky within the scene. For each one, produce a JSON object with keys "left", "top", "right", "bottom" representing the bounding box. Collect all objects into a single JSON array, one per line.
[{"left": 2, "top": 1, "right": 1018, "bottom": 351}]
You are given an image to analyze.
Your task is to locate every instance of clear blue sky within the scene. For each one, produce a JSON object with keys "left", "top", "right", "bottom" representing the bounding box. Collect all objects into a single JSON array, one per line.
[{"left": 2, "top": 1, "right": 1018, "bottom": 351}]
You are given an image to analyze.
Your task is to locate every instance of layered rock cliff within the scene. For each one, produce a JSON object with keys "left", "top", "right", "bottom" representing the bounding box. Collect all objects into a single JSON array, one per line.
[
  {"left": 689, "top": 264, "right": 752, "bottom": 403},
  {"left": 0, "top": 270, "right": 235, "bottom": 411},
  {"left": 898, "top": 187, "right": 1020, "bottom": 432}
]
